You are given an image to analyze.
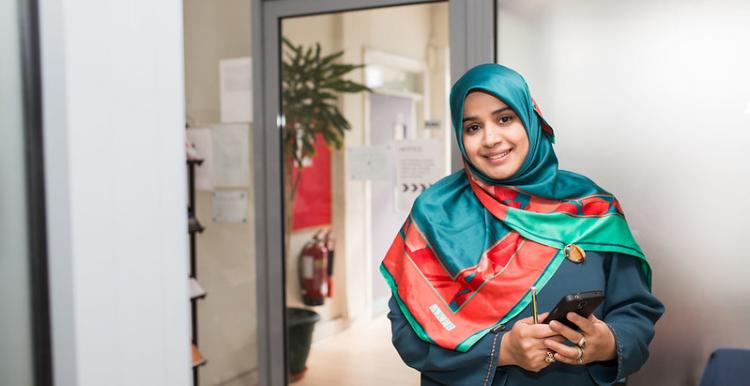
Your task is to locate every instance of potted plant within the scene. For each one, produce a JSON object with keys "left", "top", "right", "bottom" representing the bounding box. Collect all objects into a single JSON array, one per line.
[{"left": 280, "top": 37, "right": 371, "bottom": 382}]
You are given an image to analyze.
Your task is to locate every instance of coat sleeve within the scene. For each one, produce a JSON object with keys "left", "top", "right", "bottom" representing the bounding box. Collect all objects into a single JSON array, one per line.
[
  {"left": 387, "top": 296, "right": 506, "bottom": 386},
  {"left": 587, "top": 252, "right": 665, "bottom": 385}
]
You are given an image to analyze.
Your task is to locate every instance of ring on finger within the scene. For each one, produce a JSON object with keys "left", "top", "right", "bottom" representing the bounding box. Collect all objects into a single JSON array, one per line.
[
  {"left": 545, "top": 351, "right": 556, "bottom": 364},
  {"left": 577, "top": 336, "right": 586, "bottom": 348},
  {"left": 575, "top": 346, "right": 584, "bottom": 361}
]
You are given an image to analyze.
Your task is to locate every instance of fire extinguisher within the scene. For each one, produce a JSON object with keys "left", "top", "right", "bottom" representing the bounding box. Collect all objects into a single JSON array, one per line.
[{"left": 298, "top": 229, "right": 335, "bottom": 306}]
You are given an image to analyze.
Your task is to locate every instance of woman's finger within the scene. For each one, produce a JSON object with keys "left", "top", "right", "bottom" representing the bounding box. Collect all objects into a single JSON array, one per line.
[
  {"left": 543, "top": 338, "right": 579, "bottom": 359},
  {"left": 528, "top": 325, "right": 560, "bottom": 339},
  {"left": 566, "top": 312, "right": 595, "bottom": 335},
  {"left": 553, "top": 352, "right": 583, "bottom": 366},
  {"left": 548, "top": 319, "right": 581, "bottom": 343}
]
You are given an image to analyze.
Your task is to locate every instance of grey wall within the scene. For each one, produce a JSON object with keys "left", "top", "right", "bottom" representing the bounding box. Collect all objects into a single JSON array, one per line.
[
  {"left": 497, "top": 0, "right": 750, "bottom": 385},
  {"left": 0, "top": 0, "right": 34, "bottom": 384}
]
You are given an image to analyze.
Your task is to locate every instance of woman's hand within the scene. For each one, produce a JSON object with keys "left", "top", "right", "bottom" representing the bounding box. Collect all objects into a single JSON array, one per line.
[
  {"left": 543, "top": 312, "right": 616, "bottom": 365},
  {"left": 498, "top": 313, "right": 564, "bottom": 372}
]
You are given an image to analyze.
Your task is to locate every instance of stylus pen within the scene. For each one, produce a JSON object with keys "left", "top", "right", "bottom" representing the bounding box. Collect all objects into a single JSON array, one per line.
[{"left": 531, "top": 286, "right": 538, "bottom": 324}]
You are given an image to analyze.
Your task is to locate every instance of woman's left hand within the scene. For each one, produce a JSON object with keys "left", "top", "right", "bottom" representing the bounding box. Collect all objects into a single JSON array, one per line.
[{"left": 543, "top": 312, "right": 616, "bottom": 365}]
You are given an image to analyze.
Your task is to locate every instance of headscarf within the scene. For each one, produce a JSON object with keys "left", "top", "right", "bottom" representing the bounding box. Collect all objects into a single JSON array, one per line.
[{"left": 380, "top": 63, "right": 650, "bottom": 352}]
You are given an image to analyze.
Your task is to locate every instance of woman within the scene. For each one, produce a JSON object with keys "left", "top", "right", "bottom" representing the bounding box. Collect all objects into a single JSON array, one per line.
[{"left": 380, "top": 63, "right": 664, "bottom": 386}]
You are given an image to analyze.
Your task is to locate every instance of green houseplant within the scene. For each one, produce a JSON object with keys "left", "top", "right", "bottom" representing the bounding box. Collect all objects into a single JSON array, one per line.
[
  {"left": 281, "top": 37, "right": 371, "bottom": 232},
  {"left": 281, "top": 37, "right": 370, "bottom": 382}
]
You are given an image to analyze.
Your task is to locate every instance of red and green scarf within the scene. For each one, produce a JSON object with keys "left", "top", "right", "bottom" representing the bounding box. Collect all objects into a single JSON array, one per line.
[{"left": 380, "top": 64, "right": 650, "bottom": 352}]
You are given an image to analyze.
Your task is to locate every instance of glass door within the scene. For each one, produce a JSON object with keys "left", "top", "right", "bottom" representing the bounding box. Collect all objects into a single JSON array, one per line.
[{"left": 279, "top": 4, "right": 451, "bottom": 385}]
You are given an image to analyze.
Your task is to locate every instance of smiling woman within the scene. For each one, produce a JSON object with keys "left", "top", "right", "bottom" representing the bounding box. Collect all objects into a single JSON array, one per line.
[
  {"left": 461, "top": 91, "right": 529, "bottom": 180},
  {"left": 381, "top": 63, "right": 664, "bottom": 386}
]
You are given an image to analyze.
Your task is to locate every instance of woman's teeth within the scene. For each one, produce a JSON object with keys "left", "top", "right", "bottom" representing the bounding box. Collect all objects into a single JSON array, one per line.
[{"left": 487, "top": 150, "right": 510, "bottom": 160}]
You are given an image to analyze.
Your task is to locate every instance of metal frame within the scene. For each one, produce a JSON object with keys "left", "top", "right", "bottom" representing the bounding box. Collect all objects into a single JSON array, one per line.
[
  {"left": 18, "top": 0, "right": 54, "bottom": 384},
  {"left": 252, "top": 1, "right": 495, "bottom": 384}
]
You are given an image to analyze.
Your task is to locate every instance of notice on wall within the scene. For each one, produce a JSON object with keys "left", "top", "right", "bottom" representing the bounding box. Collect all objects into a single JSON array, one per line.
[
  {"left": 212, "top": 190, "right": 248, "bottom": 223},
  {"left": 395, "top": 139, "right": 444, "bottom": 211},
  {"left": 220, "top": 57, "right": 253, "bottom": 123},
  {"left": 346, "top": 145, "right": 391, "bottom": 181},
  {"left": 185, "top": 128, "right": 215, "bottom": 191},
  {"left": 212, "top": 123, "right": 250, "bottom": 187}
]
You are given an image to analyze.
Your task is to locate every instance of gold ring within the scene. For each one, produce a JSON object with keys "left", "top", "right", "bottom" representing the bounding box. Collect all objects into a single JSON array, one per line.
[
  {"left": 577, "top": 336, "right": 586, "bottom": 348},
  {"left": 544, "top": 351, "right": 555, "bottom": 363}
]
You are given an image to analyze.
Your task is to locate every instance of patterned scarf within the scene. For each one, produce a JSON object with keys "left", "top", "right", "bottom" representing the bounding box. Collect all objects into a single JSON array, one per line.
[{"left": 380, "top": 63, "right": 650, "bottom": 352}]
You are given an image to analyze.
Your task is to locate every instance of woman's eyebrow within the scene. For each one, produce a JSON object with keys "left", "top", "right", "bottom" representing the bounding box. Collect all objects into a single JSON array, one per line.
[{"left": 462, "top": 107, "right": 513, "bottom": 123}]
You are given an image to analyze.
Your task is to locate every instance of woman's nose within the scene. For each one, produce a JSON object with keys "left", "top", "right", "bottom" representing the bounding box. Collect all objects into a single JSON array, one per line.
[{"left": 482, "top": 125, "right": 502, "bottom": 147}]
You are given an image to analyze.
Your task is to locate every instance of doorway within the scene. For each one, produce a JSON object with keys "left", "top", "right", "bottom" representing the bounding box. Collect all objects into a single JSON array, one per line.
[{"left": 252, "top": 1, "right": 495, "bottom": 385}]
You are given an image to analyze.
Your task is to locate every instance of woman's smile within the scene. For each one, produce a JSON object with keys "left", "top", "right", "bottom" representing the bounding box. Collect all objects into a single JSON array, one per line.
[{"left": 483, "top": 148, "right": 513, "bottom": 164}]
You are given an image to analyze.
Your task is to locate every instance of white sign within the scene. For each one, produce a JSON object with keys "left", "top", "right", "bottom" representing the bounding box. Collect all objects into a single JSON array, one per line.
[
  {"left": 346, "top": 145, "right": 391, "bottom": 181},
  {"left": 212, "top": 190, "right": 248, "bottom": 223},
  {"left": 395, "top": 139, "right": 444, "bottom": 211},
  {"left": 212, "top": 123, "right": 250, "bottom": 187},
  {"left": 220, "top": 57, "right": 252, "bottom": 123}
]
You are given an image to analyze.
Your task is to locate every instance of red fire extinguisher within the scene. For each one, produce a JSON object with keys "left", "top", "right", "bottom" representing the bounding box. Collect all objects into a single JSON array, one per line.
[{"left": 299, "top": 229, "right": 335, "bottom": 306}]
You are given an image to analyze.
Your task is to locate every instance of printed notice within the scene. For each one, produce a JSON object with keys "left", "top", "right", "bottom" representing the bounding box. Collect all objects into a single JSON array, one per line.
[
  {"left": 220, "top": 57, "right": 253, "bottom": 123},
  {"left": 395, "top": 139, "right": 444, "bottom": 211}
]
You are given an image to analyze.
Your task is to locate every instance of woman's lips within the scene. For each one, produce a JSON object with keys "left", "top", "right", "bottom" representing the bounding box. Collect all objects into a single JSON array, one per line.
[{"left": 483, "top": 149, "right": 512, "bottom": 164}]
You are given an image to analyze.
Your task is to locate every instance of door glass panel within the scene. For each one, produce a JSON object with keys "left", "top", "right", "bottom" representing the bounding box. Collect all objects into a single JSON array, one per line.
[
  {"left": 497, "top": 1, "right": 750, "bottom": 385},
  {"left": 280, "top": 3, "right": 450, "bottom": 385},
  {"left": 0, "top": 0, "right": 35, "bottom": 385}
]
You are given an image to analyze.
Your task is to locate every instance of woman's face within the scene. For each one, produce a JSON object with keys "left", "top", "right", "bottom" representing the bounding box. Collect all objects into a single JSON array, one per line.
[{"left": 461, "top": 91, "right": 529, "bottom": 180}]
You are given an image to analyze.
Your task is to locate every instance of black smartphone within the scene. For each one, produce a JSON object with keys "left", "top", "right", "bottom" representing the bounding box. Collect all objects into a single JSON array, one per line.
[{"left": 541, "top": 290, "right": 604, "bottom": 329}]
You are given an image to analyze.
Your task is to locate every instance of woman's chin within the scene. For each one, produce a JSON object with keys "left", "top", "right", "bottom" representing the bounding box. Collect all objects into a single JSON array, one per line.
[{"left": 479, "top": 164, "right": 517, "bottom": 180}]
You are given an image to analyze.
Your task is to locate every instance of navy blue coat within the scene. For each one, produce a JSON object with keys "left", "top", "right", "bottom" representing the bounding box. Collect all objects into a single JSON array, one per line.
[{"left": 387, "top": 251, "right": 664, "bottom": 386}]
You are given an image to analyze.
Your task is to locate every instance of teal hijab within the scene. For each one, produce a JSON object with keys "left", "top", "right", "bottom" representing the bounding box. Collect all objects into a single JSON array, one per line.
[{"left": 411, "top": 63, "right": 649, "bottom": 284}]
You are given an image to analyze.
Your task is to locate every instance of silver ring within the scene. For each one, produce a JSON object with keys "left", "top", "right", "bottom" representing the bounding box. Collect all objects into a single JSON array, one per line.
[
  {"left": 577, "top": 336, "right": 586, "bottom": 348},
  {"left": 575, "top": 346, "right": 584, "bottom": 361}
]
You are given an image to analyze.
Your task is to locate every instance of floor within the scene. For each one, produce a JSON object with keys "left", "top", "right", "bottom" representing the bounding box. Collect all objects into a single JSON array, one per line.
[{"left": 294, "top": 314, "right": 420, "bottom": 386}]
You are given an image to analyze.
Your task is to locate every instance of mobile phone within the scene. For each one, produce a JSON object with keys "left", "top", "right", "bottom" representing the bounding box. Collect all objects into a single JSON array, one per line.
[{"left": 541, "top": 290, "right": 604, "bottom": 329}]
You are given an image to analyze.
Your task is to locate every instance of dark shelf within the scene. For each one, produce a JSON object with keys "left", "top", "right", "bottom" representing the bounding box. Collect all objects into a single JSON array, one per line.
[
  {"left": 188, "top": 215, "right": 205, "bottom": 234},
  {"left": 187, "top": 156, "right": 205, "bottom": 386}
]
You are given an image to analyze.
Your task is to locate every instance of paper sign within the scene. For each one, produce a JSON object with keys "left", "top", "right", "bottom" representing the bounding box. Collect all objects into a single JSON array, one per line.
[
  {"left": 212, "top": 123, "right": 250, "bottom": 187},
  {"left": 212, "top": 190, "right": 248, "bottom": 223},
  {"left": 220, "top": 57, "right": 253, "bottom": 123},
  {"left": 395, "top": 139, "right": 444, "bottom": 211},
  {"left": 346, "top": 145, "right": 391, "bottom": 181}
]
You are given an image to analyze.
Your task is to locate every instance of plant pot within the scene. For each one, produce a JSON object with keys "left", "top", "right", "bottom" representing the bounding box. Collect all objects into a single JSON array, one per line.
[{"left": 287, "top": 307, "right": 321, "bottom": 382}]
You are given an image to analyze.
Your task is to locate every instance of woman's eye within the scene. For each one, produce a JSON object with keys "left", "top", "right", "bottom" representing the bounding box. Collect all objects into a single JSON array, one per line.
[
  {"left": 498, "top": 115, "right": 513, "bottom": 124},
  {"left": 464, "top": 124, "right": 480, "bottom": 134}
]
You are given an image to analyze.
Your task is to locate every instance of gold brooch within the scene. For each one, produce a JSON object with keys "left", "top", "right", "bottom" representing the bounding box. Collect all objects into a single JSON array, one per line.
[{"left": 564, "top": 244, "right": 586, "bottom": 263}]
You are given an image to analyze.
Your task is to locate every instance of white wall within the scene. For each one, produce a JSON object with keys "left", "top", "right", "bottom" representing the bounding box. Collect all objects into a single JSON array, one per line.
[
  {"left": 182, "top": 1, "right": 258, "bottom": 385},
  {"left": 40, "top": 0, "right": 192, "bottom": 385},
  {"left": 498, "top": 1, "right": 750, "bottom": 385}
]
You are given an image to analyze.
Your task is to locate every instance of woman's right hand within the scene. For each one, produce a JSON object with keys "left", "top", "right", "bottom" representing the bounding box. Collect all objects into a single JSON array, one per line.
[{"left": 497, "top": 313, "right": 563, "bottom": 372}]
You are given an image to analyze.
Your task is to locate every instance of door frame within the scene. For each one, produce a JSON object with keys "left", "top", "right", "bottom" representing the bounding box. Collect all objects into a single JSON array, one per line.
[{"left": 252, "top": 1, "right": 495, "bottom": 384}]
